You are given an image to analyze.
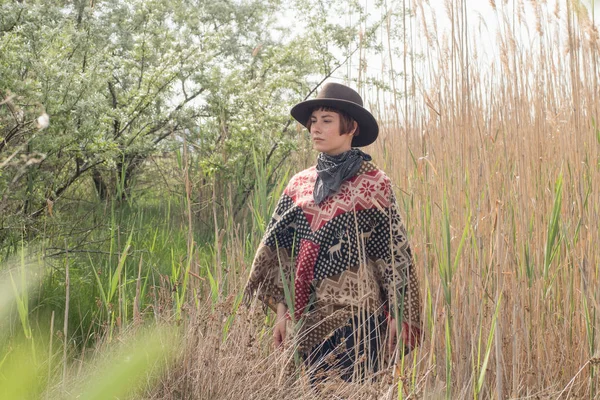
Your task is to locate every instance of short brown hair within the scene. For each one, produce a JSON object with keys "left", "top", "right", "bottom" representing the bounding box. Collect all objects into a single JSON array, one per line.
[{"left": 305, "top": 107, "right": 360, "bottom": 137}]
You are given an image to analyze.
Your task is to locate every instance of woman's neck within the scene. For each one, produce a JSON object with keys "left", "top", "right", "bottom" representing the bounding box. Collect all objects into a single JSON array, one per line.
[{"left": 322, "top": 147, "right": 353, "bottom": 157}]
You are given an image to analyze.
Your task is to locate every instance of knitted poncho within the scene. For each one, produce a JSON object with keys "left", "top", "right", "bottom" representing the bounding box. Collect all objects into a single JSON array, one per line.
[{"left": 244, "top": 161, "right": 421, "bottom": 353}]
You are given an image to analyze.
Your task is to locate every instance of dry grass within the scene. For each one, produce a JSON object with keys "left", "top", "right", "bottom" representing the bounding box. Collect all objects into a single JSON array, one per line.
[
  {"left": 148, "top": 296, "right": 424, "bottom": 400},
  {"left": 373, "top": 0, "right": 600, "bottom": 397},
  {"left": 142, "top": 1, "right": 600, "bottom": 399}
]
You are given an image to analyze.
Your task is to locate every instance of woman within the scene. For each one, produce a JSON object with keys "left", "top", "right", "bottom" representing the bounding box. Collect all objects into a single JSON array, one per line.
[{"left": 244, "top": 82, "right": 421, "bottom": 382}]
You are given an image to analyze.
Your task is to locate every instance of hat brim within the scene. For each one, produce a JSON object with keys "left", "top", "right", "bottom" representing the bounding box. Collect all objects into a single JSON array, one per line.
[{"left": 290, "top": 98, "right": 379, "bottom": 147}]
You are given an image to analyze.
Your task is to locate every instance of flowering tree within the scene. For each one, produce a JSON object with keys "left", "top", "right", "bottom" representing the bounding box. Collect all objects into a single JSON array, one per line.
[{"left": 0, "top": 0, "right": 378, "bottom": 246}]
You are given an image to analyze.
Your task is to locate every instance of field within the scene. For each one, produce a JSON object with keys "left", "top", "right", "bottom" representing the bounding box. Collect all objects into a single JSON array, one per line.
[{"left": 1, "top": 1, "right": 600, "bottom": 399}]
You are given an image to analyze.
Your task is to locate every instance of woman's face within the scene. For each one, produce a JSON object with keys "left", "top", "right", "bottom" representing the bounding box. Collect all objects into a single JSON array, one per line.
[{"left": 309, "top": 109, "right": 356, "bottom": 156}]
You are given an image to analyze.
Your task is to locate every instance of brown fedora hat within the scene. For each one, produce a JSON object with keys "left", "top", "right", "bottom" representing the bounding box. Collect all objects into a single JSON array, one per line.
[{"left": 290, "top": 82, "right": 379, "bottom": 147}]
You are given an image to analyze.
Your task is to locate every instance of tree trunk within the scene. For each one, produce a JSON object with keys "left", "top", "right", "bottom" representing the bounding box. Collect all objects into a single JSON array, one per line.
[{"left": 92, "top": 168, "right": 108, "bottom": 201}]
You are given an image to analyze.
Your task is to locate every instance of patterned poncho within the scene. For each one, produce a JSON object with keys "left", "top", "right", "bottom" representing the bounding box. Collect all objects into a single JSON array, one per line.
[{"left": 244, "top": 160, "right": 421, "bottom": 353}]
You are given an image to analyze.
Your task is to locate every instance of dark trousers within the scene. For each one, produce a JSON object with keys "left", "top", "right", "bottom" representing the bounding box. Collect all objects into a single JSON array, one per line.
[{"left": 303, "top": 313, "right": 386, "bottom": 384}]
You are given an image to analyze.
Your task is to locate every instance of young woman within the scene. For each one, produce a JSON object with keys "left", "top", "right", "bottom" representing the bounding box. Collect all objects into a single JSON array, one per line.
[{"left": 244, "top": 82, "right": 421, "bottom": 382}]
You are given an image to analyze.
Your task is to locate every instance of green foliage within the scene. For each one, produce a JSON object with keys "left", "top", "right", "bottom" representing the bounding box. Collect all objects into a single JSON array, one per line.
[
  {"left": 543, "top": 173, "right": 563, "bottom": 289},
  {"left": 0, "top": 290, "right": 178, "bottom": 400},
  {"left": 473, "top": 294, "right": 502, "bottom": 399},
  {"left": 0, "top": 0, "right": 385, "bottom": 251},
  {"left": 18, "top": 198, "right": 190, "bottom": 348},
  {"left": 68, "top": 326, "right": 178, "bottom": 400}
]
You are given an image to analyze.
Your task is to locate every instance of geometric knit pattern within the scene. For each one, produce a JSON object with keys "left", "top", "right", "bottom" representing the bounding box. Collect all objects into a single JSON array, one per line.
[
  {"left": 293, "top": 239, "right": 319, "bottom": 319},
  {"left": 244, "top": 161, "right": 421, "bottom": 353}
]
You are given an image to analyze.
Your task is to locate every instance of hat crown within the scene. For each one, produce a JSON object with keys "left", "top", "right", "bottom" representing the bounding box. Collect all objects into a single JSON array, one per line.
[{"left": 317, "top": 83, "right": 363, "bottom": 107}]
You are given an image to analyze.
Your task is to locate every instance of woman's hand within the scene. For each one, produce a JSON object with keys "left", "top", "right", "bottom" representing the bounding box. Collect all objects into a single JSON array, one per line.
[
  {"left": 388, "top": 318, "right": 398, "bottom": 352},
  {"left": 273, "top": 303, "right": 287, "bottom": 349}
]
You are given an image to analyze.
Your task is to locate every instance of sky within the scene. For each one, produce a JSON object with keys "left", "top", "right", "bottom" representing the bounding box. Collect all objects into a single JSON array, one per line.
[
  {"left": 424, "top": 0, "right": 600, "bottom": 50},
  {"left": 275, "top": 0, "right": 600, "bottom": 113},
  {"left": 330, "top": 0, "right": 600, "bottom": 93}
]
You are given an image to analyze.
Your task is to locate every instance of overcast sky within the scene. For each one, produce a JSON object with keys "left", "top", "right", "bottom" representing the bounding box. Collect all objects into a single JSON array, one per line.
[
  {"left": 424, "top": 0, "right": 599, "bottom": 48},
  {"left": 333, "top": 0, "right": 600, "bottom": 89}
]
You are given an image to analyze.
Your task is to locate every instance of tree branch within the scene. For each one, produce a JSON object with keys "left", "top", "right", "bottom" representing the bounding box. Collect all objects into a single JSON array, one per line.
[{"left": 29, "top": 160, "right": 104, "bottom": 218}]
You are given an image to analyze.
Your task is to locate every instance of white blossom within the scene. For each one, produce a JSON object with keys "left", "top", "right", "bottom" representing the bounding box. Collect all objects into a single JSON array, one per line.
[{"left": 36, "top": 113, "right": 50, "bottom": 129}]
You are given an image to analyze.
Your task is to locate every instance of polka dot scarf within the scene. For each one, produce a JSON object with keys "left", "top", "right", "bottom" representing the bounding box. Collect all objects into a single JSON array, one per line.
[{"left": 313, "top": 148, "right": 372, "bottom": 205}]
